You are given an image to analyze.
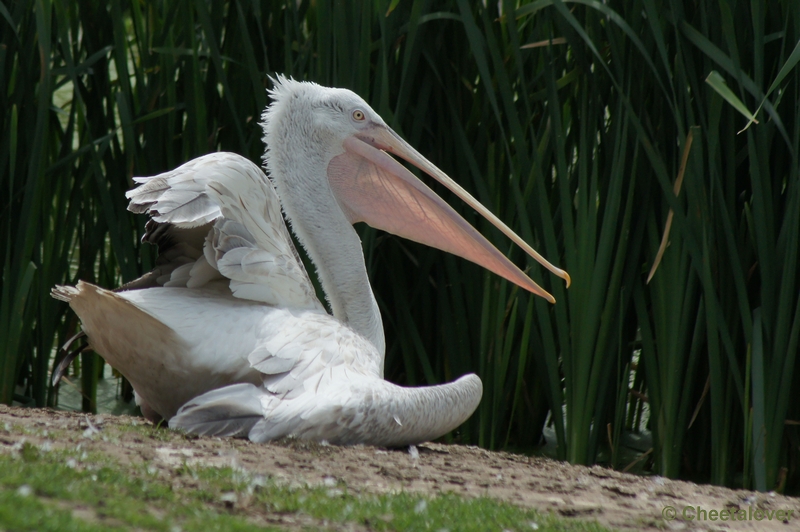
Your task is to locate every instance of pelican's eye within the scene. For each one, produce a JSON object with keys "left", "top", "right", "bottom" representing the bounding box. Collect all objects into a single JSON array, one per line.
[{"left": 352, "top": 110, "right": 365, "bottom": 121}]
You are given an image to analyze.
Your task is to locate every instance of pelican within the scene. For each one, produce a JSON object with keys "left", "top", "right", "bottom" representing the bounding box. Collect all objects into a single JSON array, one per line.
[{"left": 52, "top": 76, "right": 569, "bottom": 446}]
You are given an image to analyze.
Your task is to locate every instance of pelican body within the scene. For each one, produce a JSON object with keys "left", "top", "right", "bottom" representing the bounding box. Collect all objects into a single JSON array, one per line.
[{"left": 52, "top": 76, "right": 568, "bottom": 446}]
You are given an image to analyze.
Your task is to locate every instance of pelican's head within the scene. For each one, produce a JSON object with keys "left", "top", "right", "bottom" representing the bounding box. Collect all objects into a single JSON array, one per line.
[
  {"left": 262, "top": 76, "right": 386, "bottom": 160},
  {"left": 261, "top": 75, "right": 569, "bottom": 302}
]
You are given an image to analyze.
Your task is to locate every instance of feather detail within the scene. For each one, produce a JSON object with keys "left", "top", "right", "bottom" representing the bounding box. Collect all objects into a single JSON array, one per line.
[
  {"left": 175, "top": 373, "right": 483, "bottom": 447},
  {"left": 125, "top": 152, "right": 324, "bottom": 311},
  {"left": 170, "top": 383, "right": 264, "bottom": 438}
]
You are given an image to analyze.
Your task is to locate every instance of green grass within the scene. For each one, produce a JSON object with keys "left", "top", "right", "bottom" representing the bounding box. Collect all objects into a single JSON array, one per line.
[{"left": 0, "top": 444, "right": 609, "bottom": 532}]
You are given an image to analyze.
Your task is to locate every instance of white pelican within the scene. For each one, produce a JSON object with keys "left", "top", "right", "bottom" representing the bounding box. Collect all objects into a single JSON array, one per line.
[{"left": 52, "top": 76, "right": 569, "bottom": 446}]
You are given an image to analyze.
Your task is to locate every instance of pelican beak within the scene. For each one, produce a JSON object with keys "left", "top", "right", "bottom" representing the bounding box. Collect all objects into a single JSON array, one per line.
[{"left": 326, "top": 123, "right": 570, "bottom": 303}]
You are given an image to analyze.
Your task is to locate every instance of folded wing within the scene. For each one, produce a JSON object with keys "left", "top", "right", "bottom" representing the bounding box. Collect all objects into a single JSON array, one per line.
[{"left": 125, "top": 153, "right": 324, "bottom": 312}]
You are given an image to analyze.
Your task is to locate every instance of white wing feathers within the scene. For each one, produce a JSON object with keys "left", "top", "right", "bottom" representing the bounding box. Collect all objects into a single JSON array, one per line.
[
  {"left": 126, "top": 153, "right": 323, "bottom": 311},
  {"left": 170, "top": 309, "right": 386, "bottom": 441},
  {"left": 169, "top": 383, "right": 264, "bottom": 438},
  {"left": 127, "top": 156, "right": 223, "bottom": 227},
  {"left": 250, "top": 311, "right": 382, "bottom": 397},
  {"left": 123, "top": 152, "right": 390, "bottom": 437}
]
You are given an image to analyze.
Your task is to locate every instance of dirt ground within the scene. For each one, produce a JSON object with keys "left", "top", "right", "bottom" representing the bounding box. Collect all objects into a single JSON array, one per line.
[{"left": 1, "top": 405, "right": 798, "bottom": 531}]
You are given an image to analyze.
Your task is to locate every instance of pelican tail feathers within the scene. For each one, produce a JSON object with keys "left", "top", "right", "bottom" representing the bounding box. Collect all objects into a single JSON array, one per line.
[{"left": 50, "top": 281, "right": 196, "bottom": 420}]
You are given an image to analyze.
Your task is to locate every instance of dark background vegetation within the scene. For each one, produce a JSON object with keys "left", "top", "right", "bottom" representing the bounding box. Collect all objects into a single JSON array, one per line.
[{"left": 1, "top": 0, "right": 799, "bottom": 493}]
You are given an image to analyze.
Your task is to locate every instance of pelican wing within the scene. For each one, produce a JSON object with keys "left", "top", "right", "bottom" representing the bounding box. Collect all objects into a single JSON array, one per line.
[
  {"left": 164, "top": 383, "right": 265, "bottom": 438},
  {"left": 170, "top": 308, "right": 383, "bottom": 440},
  {"left": 169, "top": 307, "right": 483, "bottom": 446},
  {"left": 126, "top": 153, "right": 324, "bottom": 311}
]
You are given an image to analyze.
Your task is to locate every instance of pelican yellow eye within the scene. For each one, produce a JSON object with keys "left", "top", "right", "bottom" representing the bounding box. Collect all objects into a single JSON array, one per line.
[{"left": 352, "top": 110, "right": 365, "bottom": 121}]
